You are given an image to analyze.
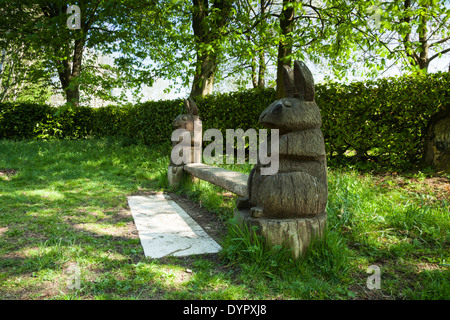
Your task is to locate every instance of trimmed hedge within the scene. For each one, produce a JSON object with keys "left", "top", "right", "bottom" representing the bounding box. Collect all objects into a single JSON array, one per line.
[
  {"left": 317, "top": 72, "right": 449, "bottom": 168},
  {"left": 194, "top": 87, "right": 274, "bottom": 133},
  {"left": 0, "top": 71, "right": 448, "bottom": 169},
  {"left": 0, "top": 103, "right": 94, "bottom": 140},
  {"left": 0, "top": 101, "right": 184, "bottom": 145}
]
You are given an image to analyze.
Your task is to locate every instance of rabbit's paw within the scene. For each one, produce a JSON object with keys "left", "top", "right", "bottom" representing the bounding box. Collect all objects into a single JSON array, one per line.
[{"left": 250, "top": 206, "right": 264, "bottom": 218}]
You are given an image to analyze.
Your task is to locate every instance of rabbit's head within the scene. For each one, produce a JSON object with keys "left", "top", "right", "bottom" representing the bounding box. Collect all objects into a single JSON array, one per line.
[
  {"left": 260, "top": 61, "right": 322, "bottom": 133},
  {"left": 172, "top": 97, "right": 200, "bottom": 132}
]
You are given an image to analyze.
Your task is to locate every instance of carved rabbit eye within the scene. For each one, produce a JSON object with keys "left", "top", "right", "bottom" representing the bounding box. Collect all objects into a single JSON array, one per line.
[
  {"left": 283, "top": 100, "right": 293, "bottom": 108},
  {"left": 182, "top": 115, "right": 188, "bottom": 121}
]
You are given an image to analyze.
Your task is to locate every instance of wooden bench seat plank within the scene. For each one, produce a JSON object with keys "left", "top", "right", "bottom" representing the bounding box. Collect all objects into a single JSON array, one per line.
[{"left": 184, "top": 163, "right": 249, "bottom": 197}]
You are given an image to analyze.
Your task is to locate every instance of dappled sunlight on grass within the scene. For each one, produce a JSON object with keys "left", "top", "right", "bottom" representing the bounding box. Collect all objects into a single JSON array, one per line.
[
  {"left": 21, "top": 189, "right": 66, "bottom": 202},
  {"left": 0, "top": 138, "right": 169, "bottom": 298},
  {"left": 1, "top": 138, "right": 448, "bottom": 300},
  {"left": 186, "top": 164, "right": 449, "bottom": 299}
]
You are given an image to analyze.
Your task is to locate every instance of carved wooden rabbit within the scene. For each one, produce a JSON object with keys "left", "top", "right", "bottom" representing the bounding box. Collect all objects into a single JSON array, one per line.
[
  {"left": 238, "top": 61, "right": 328, "bottom": 219},
  {"left": 172, "top": 97, "right": 199, "bottom": 133},
  {"left": 169, "top": 97, "right": 201, "bottom": 167}
]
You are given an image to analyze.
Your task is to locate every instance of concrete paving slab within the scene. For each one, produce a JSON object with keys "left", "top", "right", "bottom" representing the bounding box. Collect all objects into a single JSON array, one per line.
[{"left": 127, "top": 194, "right": 222, "bottom": 258}]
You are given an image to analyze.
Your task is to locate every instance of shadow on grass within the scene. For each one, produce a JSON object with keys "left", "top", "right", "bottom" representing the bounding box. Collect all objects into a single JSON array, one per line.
[
  {"left": 0, "top": 138, "right": 172, "bottom": 297},
  {"left": 1, "top": 138, "right": 448, "bottom": 300}
]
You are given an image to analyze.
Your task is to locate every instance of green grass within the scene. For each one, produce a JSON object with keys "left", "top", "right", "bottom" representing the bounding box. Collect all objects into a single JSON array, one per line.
[{"left": 0, "top": 138, "right": 448, "bottom": 300}]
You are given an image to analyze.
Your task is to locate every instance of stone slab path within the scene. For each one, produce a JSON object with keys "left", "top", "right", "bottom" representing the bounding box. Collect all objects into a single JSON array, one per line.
[{"left": 127, "top": 194, "right": 222, "bottom": 258}]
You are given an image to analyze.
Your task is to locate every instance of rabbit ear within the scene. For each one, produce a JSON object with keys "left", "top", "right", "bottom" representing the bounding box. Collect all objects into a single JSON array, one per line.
[
  {"left": 282, "top": 64, "right": 295, "bottom": 98},
  {"left": 183, "top": 99, "right": 190, "bottom": 113},
  {"left": 188, "top": 97, "right": 199, "bottom": 115},
  {"left": 293, "top": 60, "right": 315, "bottom": 101},
  {"left": 184, "top": 98, "right": 199, "bottom": 116}
]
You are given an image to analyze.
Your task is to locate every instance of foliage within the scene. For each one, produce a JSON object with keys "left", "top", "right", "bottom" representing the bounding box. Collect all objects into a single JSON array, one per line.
[
  {"left": 1, "top": 0, "right": 449, "bottom": 106},
  {"left": 317, "top": 71, "right": 450, "bottom": 169},
  {"left": 0, "top": 45, "right": 53, "bottom": 104},
  {"left": 355, "top": 0, "right": 450, "bottom": 72},
  {"left": 0, "top": 0, "right": 159, "bottom": 106},
  {"left": 1, "top": 71, "right": 448, "bottom": 169},
  {"left": 0, "top": 100, "right": 183, "bottom": 144},
  {"left": 294, "top": 0, "right": 450, "bottom": 77},
  {"left": 0, "top": 102, "right": 94, "bottom": 140},
  {"left": 117, "top": 100, "right": 184, "bottom": 145},
  {"left": 194, "top": 87, "right": 273, "bottom": 132}
]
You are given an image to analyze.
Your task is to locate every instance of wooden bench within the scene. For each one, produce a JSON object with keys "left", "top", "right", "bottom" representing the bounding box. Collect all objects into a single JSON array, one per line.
[
  {"left": 168, "top": 60, "right": 328, "bottom": 259},
  {"left": 183, "top": 163, "right": 249, "bottom": 197},
  {"left": 169, "top": 161, "right": 327, "bottom": 260}
]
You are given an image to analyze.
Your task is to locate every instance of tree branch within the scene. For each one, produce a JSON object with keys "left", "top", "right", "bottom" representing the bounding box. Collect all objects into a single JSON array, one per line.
[
  {"left": 428, "top": 47, "right": 450, "bottom": 63},
  {"left": 400, "top": 0, "right": 420, "bottom": 66},
  {"left": 430, "top": 35, "right": 450, "bottom": 47}
]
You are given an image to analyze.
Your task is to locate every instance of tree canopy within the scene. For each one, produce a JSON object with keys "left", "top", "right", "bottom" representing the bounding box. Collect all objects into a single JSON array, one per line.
[{"left": 0, "top": 0, "right": 448, "bottom": 105}]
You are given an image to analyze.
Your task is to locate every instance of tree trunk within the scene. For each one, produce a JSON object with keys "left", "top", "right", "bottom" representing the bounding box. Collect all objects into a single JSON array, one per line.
[
  {"left": 190, "top": 0, "right": 231, "bottom": 97},
  {"left": 64, "top": 87, "right": 80, "bottom": 106},
  {"left": 58, "top": 59, "right": 82, "bottom": 107},
  {"left": 191, "top": 52, "right": 216, "bottom": 97},
  {"left": 417, "top": 4, "right": 429, "bottom": 72},
  {"left": 256, "top": 0, "right": 266, "bottom": 88},
  {"left": 191, "top": 0, "right": 214, "bottom": 97},
  {"left": 401, "top": 0, "right": 431, "bottom": 72},
  {"left": 252, "top": 51, "right": 266, "bottom": 89},
  {"left": 251, "top": 55, "right": 258, "bottom": 88},
  {"left": 258, "top": 48, "right": 266, "bottom": 88},
  {"left": 276, "top": 0, "right": 295, "bottom": 99},
  {"left": 64, "top": 38, "right": 84, "bottom": 106},
  {"left": 40, "top": 4, "right": 84, "bottom": 107}
]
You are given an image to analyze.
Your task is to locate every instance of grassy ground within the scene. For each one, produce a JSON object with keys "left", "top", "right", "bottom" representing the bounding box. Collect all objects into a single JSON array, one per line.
[{"left": 0, "top": 138, "right": 448, "bottom": 300}]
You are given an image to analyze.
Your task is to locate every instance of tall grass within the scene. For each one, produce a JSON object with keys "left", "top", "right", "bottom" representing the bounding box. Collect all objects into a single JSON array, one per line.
[
  {"left": 221, "top": 218, "right": 293, "bottom": 278},
  {"left": 1, "top": 138, "right": 448, "bottom": 300},
  {"left": 326, "top": 169, "right": 449, "bottom": 256},
  {"left": 187, "top": 164, "right": 448, "bottom": 298}
]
